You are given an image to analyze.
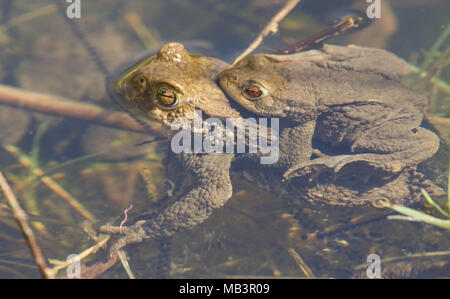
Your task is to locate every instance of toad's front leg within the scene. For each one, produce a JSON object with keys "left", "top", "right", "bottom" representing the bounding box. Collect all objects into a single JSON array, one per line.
[
  {"left": 277, "top": 120, "right": 316, "bottom": 169},
  {"left": 349, "top": 119, "right": 439, "bottom": 172},
  {"left": 100, "top": 153, "right": 234, "bottom": 253},
  {"left": 279, "top": 121, "right": 375, "bottom": 181}
]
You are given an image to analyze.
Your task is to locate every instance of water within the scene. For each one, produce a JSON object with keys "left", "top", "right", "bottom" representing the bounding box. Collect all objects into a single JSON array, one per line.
[{"left": 0, "top": 0, "right": 449, "bottom": 278}]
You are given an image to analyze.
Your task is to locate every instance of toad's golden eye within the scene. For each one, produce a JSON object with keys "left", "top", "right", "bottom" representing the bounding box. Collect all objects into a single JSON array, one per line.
[
  {"left": 243, "top": 82, "right": 264, "bottom": 100},
  {"left": 156, "top": 86, "right": 178, "bottom": 108}
]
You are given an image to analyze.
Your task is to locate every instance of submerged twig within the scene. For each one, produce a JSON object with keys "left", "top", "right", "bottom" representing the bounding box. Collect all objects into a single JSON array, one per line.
[
  {"left": 0, "top": 84, "right": 167, "bottom": 137},
  {"left": 276, "top": 14, "right": 365, "bottom": 54},
  {"left": 232, "top": 0, "right": 301, "bottom": 65},
  {"left": 117, "top": 250, "right": 135, "bottom": 279},
  {"left": 3, "top": 145, "right": 96, "bottom": 222},
  {"left": 125, "top": 12, "right": 162, "bottom": 50},
  {"left": 0, "top": 170, "right": 51, "bottom": 278},
  {"left": 0, "top": 4, "right": 57, "bottom": 45},
  {"left": 47, "top": 234, "right": 111, "bottom": 278},
  {"left": 2, "top": 4, "right": 57, "bottom": 30},
  {"left": 286, "top": 248, "right": 314, "bottom": 278},
  {"left": 303, "top": 212, "right": 391, "bottom": 240}
]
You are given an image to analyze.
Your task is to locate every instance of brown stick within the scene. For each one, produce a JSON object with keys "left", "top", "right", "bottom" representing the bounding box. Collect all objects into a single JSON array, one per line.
[
  {"left": 286, "top": 248, "right": 315, "bottom": 278},
  {"left": 276, "top": 14, "right": 365, "bottom": 54},
  {"left": 0, "top": 84, "right": 167, "bottom": 137},
  {"left": 47, "top": 235, "right": 111, "bottom": 278},
  {"left": 232, "top": 0, "right": 301, "bottom": 65},
  {"left": 0, "top": 170, "right": 51, "bottom": 278}
]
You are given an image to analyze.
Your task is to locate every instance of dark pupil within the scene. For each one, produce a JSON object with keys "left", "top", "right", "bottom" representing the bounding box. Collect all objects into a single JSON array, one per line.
[
  {"left": 246, "top": 85, "right": 262, "bottom": 98},
  {"left": 157, "top": 88, "right": 176, "bottom": 106}
]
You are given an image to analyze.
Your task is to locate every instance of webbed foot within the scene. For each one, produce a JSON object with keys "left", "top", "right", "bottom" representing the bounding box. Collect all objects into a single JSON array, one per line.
[
  {"left": 100, "top": 221, "right": 148, "bottom": 254},
  {"left": 283, "top": 153, "right": 394, "bottom": 181}
]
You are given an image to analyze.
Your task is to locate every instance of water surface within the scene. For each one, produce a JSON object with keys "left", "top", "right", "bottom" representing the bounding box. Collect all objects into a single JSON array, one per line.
[{"left": 0, "top": 0, "right": 449, "bottom": 278}]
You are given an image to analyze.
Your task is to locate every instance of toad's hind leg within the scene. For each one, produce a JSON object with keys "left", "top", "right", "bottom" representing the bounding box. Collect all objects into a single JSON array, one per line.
[
  {"left": 283, "top": 105, "right": 439, "bottom": 181},
  {"left": 349, "top": 120, "right": 439, "bottom": 172}
]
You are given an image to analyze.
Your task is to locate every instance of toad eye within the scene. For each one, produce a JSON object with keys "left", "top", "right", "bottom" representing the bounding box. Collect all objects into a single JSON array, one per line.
[
  {"left": 155, "top": 86, "right": 179, "bottom": 108},
  {"left": 243, "top": 82, "right": 264, "bottom": 100}
]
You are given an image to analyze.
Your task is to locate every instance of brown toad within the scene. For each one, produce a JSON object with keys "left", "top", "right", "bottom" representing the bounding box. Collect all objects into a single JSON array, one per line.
[
  {"left": 218, "top": 44, "right": 440, "bottom": 180},
  {"left": 109, "top": 42, "right": 241, "bottom": 128},
  {"left": 100, "top": 42, "right": 441, "bottom": 252}
]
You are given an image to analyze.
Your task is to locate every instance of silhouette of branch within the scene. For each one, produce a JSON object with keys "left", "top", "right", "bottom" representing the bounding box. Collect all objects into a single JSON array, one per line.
[{"left": 0, "top": 84, "right": 167, "bottom": 137}]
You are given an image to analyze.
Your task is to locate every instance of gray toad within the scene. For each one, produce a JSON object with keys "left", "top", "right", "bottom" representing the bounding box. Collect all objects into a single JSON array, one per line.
[{"left": 218, "top": 44, "right": 440, "bottom": 180}]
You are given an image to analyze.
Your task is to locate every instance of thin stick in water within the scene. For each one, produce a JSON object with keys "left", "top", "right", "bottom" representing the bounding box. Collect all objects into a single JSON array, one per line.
[
  {"left": 276, "top": 14, "right": 365, "bottom": 54},
  {"left": 0, "top": 170, "right": 51, "bottom": 278},
  {"left": 232, "top": 0, "right": 301, "bottom": 65},
  {"left": 287, "top": 247, "right": 315, "bottom": 278},
  {"left": 3, "top": 145, "right": 96, "bottom": 222}
]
